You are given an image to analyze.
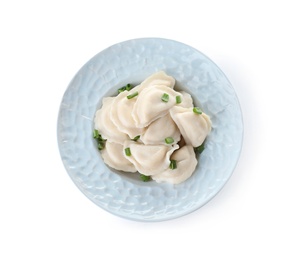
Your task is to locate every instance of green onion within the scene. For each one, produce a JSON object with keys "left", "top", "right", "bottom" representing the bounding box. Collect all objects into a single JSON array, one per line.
[
  {"left": 118, "top": 86, "right": 126, "bottom": 93},
  {"left": 126, "top": 84, "right": 133, "bottom": 91},
  {"left": 118, "top": 83, "right": 133, "bottom": 93},
  {"left": 93, "top": 129, "right": 106, "bottom": 150},
  {"left": 161, "top": 93, "right": 169, "bottom": 102},
  {"left": 93, "top": 129, "right": 99, "bottom": 139},
  {"left": 195, "top": 142, "right": 205, "bottom": 154},
  {"left": 132, "top": 135, "right": 140, "bottom": 141},
  {"left": 193, "top": 107, "right": 203, "bottom": 114},
  {"left": 98, "top": 142, "right": 105, "bottom": 150},
  {"left": 140, "top": 174, "right": 151, "bottom": 182},
  {"left": 125, "top": 147, "right": 131, "bottom": 156},
  {"left": 176, "top": 95, "right": 182, "bottom": 104},
  {"left": 165, "top": 137, "right": 174, "bottom": 144},
  {"left": 169, "top": 160, "right": 177, "bottom": 170},
  {"left": 127, "top": 91, "right": 138, "bottom": 99}
]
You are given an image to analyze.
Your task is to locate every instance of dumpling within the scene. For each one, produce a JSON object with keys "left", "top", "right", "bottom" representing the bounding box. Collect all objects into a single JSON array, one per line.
[
  {"left": 123, "top": 140, "right": 179, "bottom": 176},
  {"left": 101, "top": 141, "right": 136, "bottom": 172},
  {"left": 152, "top": 145, "right": 197, "bottom": 184},
  {"left": 169, "top": 106, "right": 211, "bottom": 147},
  {"left": 94, "top": 97, "right": 129, "bottom": 144},
  {"left": 132, "top": 85, "right": 183, "bottom": 127},
  {"left": 140, "top": 114, "right": 181, "bottom": 145},
  {"left": 137, "top": 71, "right": 176, "bottom": 91},
  {"left": 110, "top": 89, "right": 145, "bottom": 139},
  {"left": 124, "top": 70, "right": 176, "bottom": 98}
]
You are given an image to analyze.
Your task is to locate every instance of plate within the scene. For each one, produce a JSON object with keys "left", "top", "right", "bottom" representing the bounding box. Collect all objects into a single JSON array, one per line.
[{"left": 57, "top": 38, "right": 243, "bottom": 221}]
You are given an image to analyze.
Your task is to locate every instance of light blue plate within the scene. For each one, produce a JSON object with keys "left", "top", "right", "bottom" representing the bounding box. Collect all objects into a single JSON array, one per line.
[{"left": 57, "top": 38, "right": 243, "bottom": 221}]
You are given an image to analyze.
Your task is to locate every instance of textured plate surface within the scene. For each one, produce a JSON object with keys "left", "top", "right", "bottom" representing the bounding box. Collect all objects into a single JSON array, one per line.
[{"left": 57, "top": 38, "right": 243, "bottom": 221}]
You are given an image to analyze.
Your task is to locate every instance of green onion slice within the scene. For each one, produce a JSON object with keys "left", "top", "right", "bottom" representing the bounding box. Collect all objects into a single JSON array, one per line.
[
  {"left": 169, "top": 160, "right": 177, "bottom": 170},
  {"left": 161, "top": 93, "right": 169, "bottom": 102},
  {"left": 93, "top": 129, "right": 99, "bottom": 139},
  {"left": 193, "top": 107, "right": 203, "bottom": 114},
  {"left": 165, "top": 137, "right": 174, "bottom": 144},
  {"left": 118, "top": 83, "right": 133, "bottom": 93},
  {"left": 126, "top": 84, "right": 133, "bottom": 91},
  {"left": 195, "top": 142, "right": 205, "bottom": 153},
  {"left": 132, "top": 135, "right": 140, "bottom": 141},
  {"left": 140, "top": 174, "right": 151, "bottom": 182},
  {"left": 176, "top": 95, "right": 182, "bottom": 104},
  {"left": 125, "top": 147, "right": 131, "bottom": 156},
  {"left": 127, "top": 91, "right": 138, "bottom": 99},
  {"left": 93, "top": 129, "right": 106, "bottom": 150},
  {"left": 118, "top": 86, "right": 126, "bottom": 93},
  {"left": 98, "top": 142, "right": 105, "bottom": 150}
]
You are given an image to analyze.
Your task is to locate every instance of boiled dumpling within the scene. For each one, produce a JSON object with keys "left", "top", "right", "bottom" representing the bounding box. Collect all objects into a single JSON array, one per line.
[
  {"left": 110, "top": 89, "right": 145, "bottom": 139},
  {"left": 140, "top": 114, "right": 181, "bottom": 145},
  {"left": 169, "top": 106, "right": 211, "bottom": 147},
  {"left": 101, "top": 141, "right": 136, "bottom": 172},
  {"left": 132, "top": 85, "right": 183, "bottom": 127},
  {"left": 126, "top": 70, "right": 176, "bottom": 97},
  {"left": 123, "top": 140, "right": 179, "bottom": 176},
  {"left": 152, "top": 145, "right": 197, "bottom": 184},
  {"left": 96, "top": 71, "right": 176, "bottom": 139},
  {"left": 94, "top": 97, "right": 129, "bottom": 144},
  {"left": 136, "top": 71, "right": 176, "bottom": 91}
]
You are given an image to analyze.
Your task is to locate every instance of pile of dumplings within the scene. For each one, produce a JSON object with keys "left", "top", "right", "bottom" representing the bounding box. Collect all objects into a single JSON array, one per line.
[{"left": 94, "top": 71, "right": 211, "bottom": 184}]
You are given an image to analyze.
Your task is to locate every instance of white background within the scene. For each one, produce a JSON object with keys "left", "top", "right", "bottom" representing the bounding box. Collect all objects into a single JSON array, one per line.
[{"left": 1, "top": 1, "right": 300, "bottom": 259}]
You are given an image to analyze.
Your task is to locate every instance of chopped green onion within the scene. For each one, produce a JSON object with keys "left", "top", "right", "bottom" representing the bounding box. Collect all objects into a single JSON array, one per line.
[
  {"left": 125, "top": 147, "right": 131, "bottom": 156},
  {"left": 93, "top": 129, "right": 99, "bottom": 139},
  {"left": 193, "top": 107, "right": 203, "bottom": 114},
  {"left": 126, "top": 84, "right": 133, "bottom": 91},
  {"left": 176, "top": 95, "right": 182, "bottom": 104},
  {"left": 195, "top": 142, "right": 205, "bottom": 154},
  {"left": 169, "top": 160, "right": 177, "bottom": 170},
  {"left": 165, "top": 137, "right": 174, "bottom": 144},
  {"left": 118, "top": 86, "right": 126, "bottom": 93},
  {"left": 98, "top": 142, "right": 105, "bottom": 150},
  {"left": 161, "top": 93, "right": 169, "bottom": 102},
  {"left": 118, "top": 84, "right": 133, "bottom": 93},
  {"left": 127, "top": 91, "right": 138, "bottom": 99},
  {"left": 132, "top": 135, "right": 140, "bottom": 141},
  {"left": 140, "top": 174, "right": 151, "bottom": 182},
  {"left": 93, "top": 129, "right": 106, "bottom": 150}
]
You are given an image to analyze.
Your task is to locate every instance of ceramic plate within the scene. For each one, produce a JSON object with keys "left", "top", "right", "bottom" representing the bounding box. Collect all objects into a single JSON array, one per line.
[{"left": 57, "top": 38, "right": 243, "bottom": 221}]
